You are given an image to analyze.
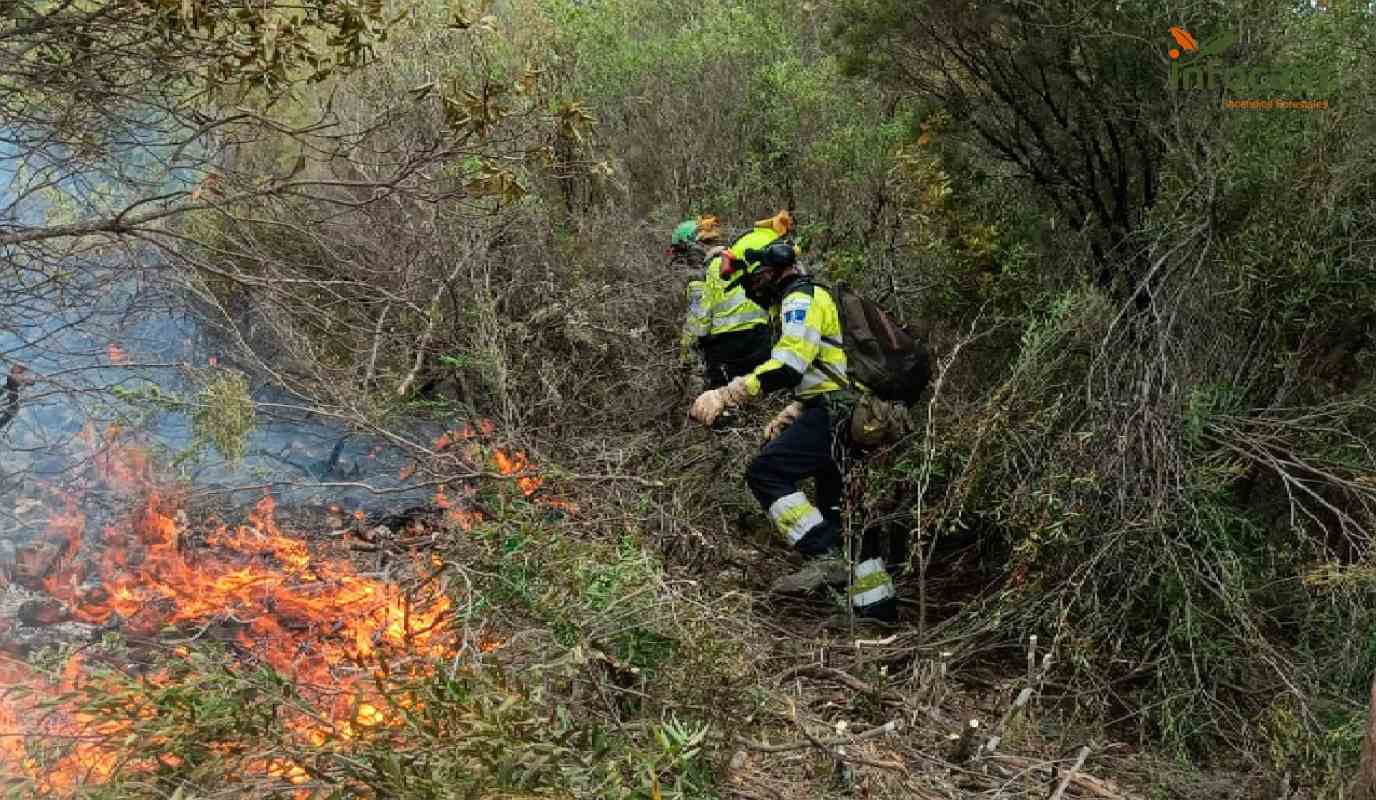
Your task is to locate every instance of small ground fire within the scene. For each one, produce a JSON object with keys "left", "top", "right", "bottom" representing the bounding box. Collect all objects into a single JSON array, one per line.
[{"left": 0, "top": 421, "right": 564, "bottom": 796}]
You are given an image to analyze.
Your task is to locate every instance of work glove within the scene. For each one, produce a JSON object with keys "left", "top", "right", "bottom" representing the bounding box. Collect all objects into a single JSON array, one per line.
[
  {"left": 689, "top": 375, "right": 751, "bottom": 427},
  {"left": 763, "top": 400, "right": 804, "bottom": 442}
]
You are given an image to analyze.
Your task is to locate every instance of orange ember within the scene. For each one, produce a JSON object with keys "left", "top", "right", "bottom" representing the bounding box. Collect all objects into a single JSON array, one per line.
[
  {"left": 542, "top": 497, "right": 580, "bottom": 515},
  {"left": 493, "top": 449, "right": 542, "bottom": 496},
  {"left": 425, "top": 422, "right": 568, "bottom": 507},
  {"left": 432, "top": 418, "right": 494, "bottom": 452},
  {"left": 446, "top": 508, "right": 483, "bottom": 531}
]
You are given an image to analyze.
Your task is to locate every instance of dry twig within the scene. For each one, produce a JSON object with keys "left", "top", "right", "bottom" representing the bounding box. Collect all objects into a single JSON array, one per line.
[{"left": 1048, "top": 745, "right": 1092, "bottom": 800}]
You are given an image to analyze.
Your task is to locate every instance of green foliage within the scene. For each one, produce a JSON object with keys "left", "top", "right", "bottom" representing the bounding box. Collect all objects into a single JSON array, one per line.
[
  {"left": 542, "top": 0, "right": 904, "bottom": 237},
  {"left": 808, "top": 2, "right": 1376, "bottom": 783},
  {"left": 110, "top": 383, "right": 186, "bottom": 416},
  {"left": 191, "top": 370, "right": 257, "bottom": 465},
  {"left": 0, "top": 0, "right": 393, "bottom": 152},
  {"left": 1257, "top": 693, "right": 1364, "bottom": 797},
  {"left": 1183, "top": 383, "right": 1243, "bottom": 450}
]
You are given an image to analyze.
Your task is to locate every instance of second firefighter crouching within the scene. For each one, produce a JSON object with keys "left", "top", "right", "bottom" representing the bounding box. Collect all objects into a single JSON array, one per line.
[{"left": 677, "top": 211, "right": 797, "bottom": 389}]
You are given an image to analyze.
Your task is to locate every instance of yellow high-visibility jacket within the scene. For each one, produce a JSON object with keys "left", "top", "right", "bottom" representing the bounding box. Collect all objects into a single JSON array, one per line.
[
  {"left": 698, "top": 227, "right": 775, "bottom": 337},
  {"left": 680, "top": 275, "right": 708, "bottom": 356},
  {"left": 742, "top": 279, "right": 848, "bottom": 401}
]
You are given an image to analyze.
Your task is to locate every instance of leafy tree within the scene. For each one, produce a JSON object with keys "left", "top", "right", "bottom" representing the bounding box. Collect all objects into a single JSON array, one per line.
[
  {"left": 831, "top": 0, "right": 1210, "bottom": 296},
  {"left": 0, "top": 0, "right": 392, "bottom": 248},
  {"left": 0, "top": 0, "right": 575, "bottom": 476}
]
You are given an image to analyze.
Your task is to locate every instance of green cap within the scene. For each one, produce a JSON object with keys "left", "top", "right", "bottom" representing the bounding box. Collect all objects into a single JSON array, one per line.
[{"left": 670, "top": 220, "right": 698, "bottom": 247}]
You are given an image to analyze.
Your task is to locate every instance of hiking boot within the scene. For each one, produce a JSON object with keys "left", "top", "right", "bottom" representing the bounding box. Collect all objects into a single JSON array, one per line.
[
  {"left": 769, "top": 554, "right": 849, "bottom": 595},
  {"left": 793, "top": 521, "right": 840, "bottom": 556}
]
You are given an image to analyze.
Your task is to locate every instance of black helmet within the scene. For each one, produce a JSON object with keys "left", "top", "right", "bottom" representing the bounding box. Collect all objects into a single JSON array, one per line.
[
  {"left": 730, "top": 241, "right": 800, "bottom": 308},
  {"left": 743, "top": 241, "right": 797, "bottom": 271}
]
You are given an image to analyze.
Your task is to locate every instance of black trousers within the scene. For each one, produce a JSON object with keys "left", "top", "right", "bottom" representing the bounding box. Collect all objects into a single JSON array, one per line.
[
  {"left": 700, "top": 327, "right": 772, "bottom": 389},
  {"left": 745, "top": 396, "right": 895, "bottom": 615},
  {"left": 746, "top": 398, "right": 856, "bottom": 556}
]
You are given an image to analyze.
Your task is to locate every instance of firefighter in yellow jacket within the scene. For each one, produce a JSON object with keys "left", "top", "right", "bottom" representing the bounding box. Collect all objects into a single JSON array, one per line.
[
  {"left": 670, "top": 215, "right": 722, "bottom": 370},
  {"left": 686, "top": 240, "right": 898, "bottom": 623},
  {"left": 676, "top": 212, "right": 793, "bottom": 389}
]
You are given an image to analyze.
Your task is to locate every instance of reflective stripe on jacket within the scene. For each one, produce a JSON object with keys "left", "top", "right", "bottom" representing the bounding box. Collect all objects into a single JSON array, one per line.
[
  {"left": 743, "top": 281, "right": 847, "bottom": 400},
  {"left": 698, "top": 227, "right": 775, "bottom": 337},
  {"left": 681, "top": 278, "right": 709, "bottom": 345}
]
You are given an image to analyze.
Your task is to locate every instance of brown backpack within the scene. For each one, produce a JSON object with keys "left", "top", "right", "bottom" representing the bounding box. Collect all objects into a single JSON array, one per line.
[{"left": 815, "top": 281, "right": 931, "bottom": 405}]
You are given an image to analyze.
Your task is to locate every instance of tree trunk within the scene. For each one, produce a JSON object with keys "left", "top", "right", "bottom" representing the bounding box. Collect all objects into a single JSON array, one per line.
[{"left": 1351, "top": 673, "right": 1376, "bottom": 799}]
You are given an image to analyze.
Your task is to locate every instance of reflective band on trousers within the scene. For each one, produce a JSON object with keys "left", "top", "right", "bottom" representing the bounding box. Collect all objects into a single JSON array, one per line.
[
  {"left": 850, "top": 558, "right": 895, "bottom": 608},
  {"left": 767, "top": 491, "right": 824, "bottom": 545}
]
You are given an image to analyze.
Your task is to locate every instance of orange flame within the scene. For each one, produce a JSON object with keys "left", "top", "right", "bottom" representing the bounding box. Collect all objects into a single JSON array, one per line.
[
  {"left": 2, "top": 422, "right": 574, "bottom": 793},
  {"left": 493, "top": 449, "right": 542, "bottom": 496},
  {"left": 2, "top": 438, "right": 461, "bottom": 794}
]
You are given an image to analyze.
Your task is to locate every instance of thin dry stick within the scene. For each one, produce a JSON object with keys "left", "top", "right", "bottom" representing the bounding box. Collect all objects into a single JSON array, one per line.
[
  {"left": 775, "top": 664, "right": 901, "bottom": 701},
  {"left": 931, "top": 650, "right": 951, "bottom": 706},
  {"left": 1035, "top": 651, "right": 1052, "bottom": 693},
  {"left": 738, "top": 720, "right": 897, "bottom": 753},
  {"left": 790, "top": 709, "right": 906, "bottom": 772},
  {"left": 912, "top": 305, "right": 995, "bottom": 643},
  {"left": 1047, "top": 745, "right": 1091, "bottom": 800},
  {"left": 363, "top": 302, "right": 391, "bottom": 388},
  {"left": 979, "top": 687, "right": 1034, "bottom": 758},
  {"left": 396, "top": 259, "right": 465, "bottom": 397}
]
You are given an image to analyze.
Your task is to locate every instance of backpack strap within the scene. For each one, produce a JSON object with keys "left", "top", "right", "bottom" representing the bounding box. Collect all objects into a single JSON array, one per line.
[
  {"left": 779, "top": 274, "right": 816, "bottom": 298},
  {"left": 814, "top": 280, "right": 845, "bottom": 349},
  {"left": 814, "top": 358, "right": 851, "bottom": 391}
]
